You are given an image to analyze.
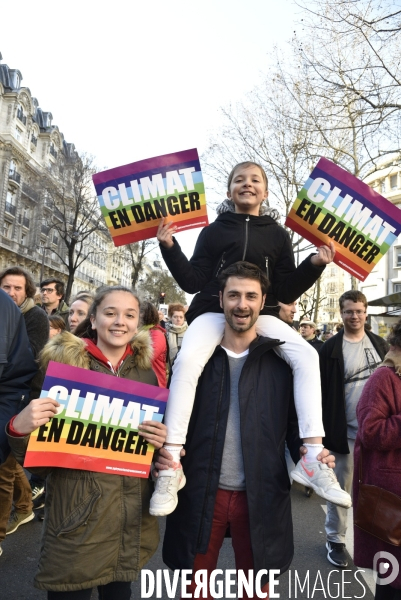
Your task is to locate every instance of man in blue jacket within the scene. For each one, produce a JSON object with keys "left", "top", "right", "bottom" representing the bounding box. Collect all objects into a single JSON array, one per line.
[
  {"left": 0, "top": 289, "right": 37, "bottom": 556},
  {"left": 161, "top": 262, "right": 335, "bottom": 598}
]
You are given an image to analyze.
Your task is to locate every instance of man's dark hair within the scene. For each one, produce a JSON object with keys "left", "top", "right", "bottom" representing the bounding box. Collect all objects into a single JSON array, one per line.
[
  {"left": 0, "top": 266, "right": 37, "bottom": 298},
  {"left": 40, "top": 277, "right": 65, "bottom": 298},
  {"left": 339, "top": 290, "right": 368, "bottom": 310},
  {"left": 218, "top": 261, "right": 269, "bottom": 296}
]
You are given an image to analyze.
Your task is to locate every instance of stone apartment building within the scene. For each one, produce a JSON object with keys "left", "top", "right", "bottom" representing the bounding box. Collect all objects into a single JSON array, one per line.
[
  {"left": 0, "top": 53, "right": 131, "bottom": 296},
  {"left": 316, "top": 263, "right": 345, "bottom": 327},
  {"left": 358, "top": 159, "right": 401, "bottom": 336}
]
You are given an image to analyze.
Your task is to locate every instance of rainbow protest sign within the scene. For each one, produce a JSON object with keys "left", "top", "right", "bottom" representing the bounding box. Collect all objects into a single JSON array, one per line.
[
  {"left": 285, "top": 158, "right": 401, "bottom": 281},
  {"left": 24, "top": 362, "right": 168, "bottom": 478},
  {"left": 93, "top": 148, "right": 208, "bottom": 246}
]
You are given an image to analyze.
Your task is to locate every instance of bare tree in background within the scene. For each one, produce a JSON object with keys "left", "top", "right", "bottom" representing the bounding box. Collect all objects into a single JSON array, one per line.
[
  {"left": 204, "top": 4, "right": 401, "bottom": 292},
  {"left": 126, "top": 239, "right": 158, "bottom": 289},
  {"left": 299, "top": 278, "right": 326, "bottom": 323},
  {"left": 41, "top": 152, "right": 108, "bottom": 303},
  {"left": 294, "top": 0, "right": 401, "bottom": 114},
  {"left": 204, "top": 0, "right": 401, "bottom": 218},
  {"left": 140, "top": 269, "right": 186, "bottom": 306},
  {"left": 203, "top": 75, "right": 318, "bottom": 245}
]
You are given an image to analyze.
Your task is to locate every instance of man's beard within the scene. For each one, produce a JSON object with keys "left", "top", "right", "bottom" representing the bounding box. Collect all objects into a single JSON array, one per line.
[{"left": 223, "top": 307, "right": 259, "bottom": 333}]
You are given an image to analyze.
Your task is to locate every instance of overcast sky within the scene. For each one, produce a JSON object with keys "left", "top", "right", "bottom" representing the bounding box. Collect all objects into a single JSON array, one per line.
[{"left": 1, "top": 0, "right": 299, "bottom": 256}]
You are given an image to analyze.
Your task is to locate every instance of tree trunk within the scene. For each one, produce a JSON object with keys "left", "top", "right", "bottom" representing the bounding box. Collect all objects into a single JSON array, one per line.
[
  {"left": 313, "top": 277, "right": 321, "bottom": 323},
  {"left": 64, "top": 242, "right": 76, "bottom": 304},
  {"left": 131, "top": 263, "right": 141, "bottom": 289},
  {"left": 65, "top": 270, "right": 74, "bottom": 305}
]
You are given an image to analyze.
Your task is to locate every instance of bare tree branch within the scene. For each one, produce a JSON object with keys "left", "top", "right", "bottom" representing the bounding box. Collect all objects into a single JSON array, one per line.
[{"left": 39, "top": 152, "right": 108, "bottom": 303}]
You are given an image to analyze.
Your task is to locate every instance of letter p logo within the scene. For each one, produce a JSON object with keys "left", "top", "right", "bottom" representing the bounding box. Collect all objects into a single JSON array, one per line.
[{"left": 373, "top": 551, "right": 399, "bottom": 586}]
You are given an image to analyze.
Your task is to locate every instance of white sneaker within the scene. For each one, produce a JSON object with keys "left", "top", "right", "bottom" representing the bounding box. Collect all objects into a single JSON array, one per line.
[
  {"left": 291, "top": 457, "right": 352, "bottom": 508},
  {"left": 149, "top": 468, "right": 186, "bottom": 516}
]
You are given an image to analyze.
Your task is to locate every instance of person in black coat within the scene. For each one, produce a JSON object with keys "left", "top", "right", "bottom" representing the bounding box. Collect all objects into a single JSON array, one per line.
[
  {"left": 0, "top": 289, "right": 37, "bottom": 556},
  {"left": 0, "top": 266, "right": 49, "bottom": 545},
  {"left": 0, "top": 266, "right": 49, "bottom": 360},
  {"left": 160, "top": 262, "right": 336, "bottom": 598},
  {"left": 300, "top": 320, "right": 324, "bottom": 352},
  {"left": 319, "top": 290, "right": 388, "bottom": 569}
]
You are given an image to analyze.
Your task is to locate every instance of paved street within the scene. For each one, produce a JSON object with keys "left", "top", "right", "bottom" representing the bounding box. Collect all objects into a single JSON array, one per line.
[{"left": 1, "top": 482, "right": 374, "bottom": 599}]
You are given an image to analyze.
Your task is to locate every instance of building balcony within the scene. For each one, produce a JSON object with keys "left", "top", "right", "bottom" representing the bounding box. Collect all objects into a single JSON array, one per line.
[
  {"left": 1, "top": 236, "right": 13, "bottom": 247},
  {"left": 18, "top": 215, "right": 30, "bottom": 228},
  {"left": 17, "top": 109, "right": 27, "bottom": 125},
  {"left": 22, "top": 183, "right": 39, "bottom": 202},
  {"left": 8, "top": 170, "right": 21, "bottom": 186},
  {"left": 5, "top": 202, "right": 16, "bottom": 216},
  {"left": 54, "top": 207, "right": 64, "bottom": 221}
]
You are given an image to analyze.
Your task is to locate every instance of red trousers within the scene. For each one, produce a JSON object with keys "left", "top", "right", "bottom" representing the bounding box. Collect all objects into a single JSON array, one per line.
[{"left": 185, "top": 489, "right": 269, "bottom": 600}]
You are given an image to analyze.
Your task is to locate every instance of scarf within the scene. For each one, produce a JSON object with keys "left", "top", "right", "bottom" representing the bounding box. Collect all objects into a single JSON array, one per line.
[
  {"left": 215, "top": 198, "right": 280, "bottom": 221},
  {"left": 167, "top": 322, "right": 188, "bottom": 358},
  {"left": 19, "top": 297, "right": 35, "bottom": 314}
]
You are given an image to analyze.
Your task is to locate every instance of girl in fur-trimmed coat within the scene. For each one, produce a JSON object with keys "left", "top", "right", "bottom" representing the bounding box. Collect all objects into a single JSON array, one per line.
[{"left": 7, "top": 286, "right": 166, "bottom": 600}]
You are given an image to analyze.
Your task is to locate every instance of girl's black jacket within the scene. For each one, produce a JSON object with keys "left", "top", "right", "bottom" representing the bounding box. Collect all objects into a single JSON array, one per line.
[{"left": 160, "top": 212, "right": 325, "bottom": 324}]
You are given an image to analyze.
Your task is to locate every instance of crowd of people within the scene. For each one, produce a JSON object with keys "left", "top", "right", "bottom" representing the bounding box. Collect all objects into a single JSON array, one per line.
[{"left": 0, "top": 160, "right": 400, "bottom": 600}]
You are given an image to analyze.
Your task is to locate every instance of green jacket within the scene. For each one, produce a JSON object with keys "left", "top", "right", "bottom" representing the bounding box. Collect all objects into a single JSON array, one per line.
[
  {"left": 39, "top": 300, "right": 70, "bottom": 324},
  {"left": 8, "top": 331, "right": 159, "bottom": 592}
]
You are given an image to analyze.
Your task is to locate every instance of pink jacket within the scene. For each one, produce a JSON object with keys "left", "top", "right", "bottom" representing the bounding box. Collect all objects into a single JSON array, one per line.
[{"left": 149, "top": 325, "right": 167, "bottom": 388}]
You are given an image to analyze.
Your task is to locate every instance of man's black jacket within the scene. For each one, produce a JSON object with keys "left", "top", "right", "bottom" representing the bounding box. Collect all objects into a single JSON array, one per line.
[
  {"left": 160, "top": 212, "right": 324, "bottom": 324},
  {"left": 307, "top": 336, "right": 324, "bottom": 352},
  {"left": 163, "top": 336, "right": 301, "bottom": 587},
  {"left": 0, "top": 290, "right": 37, "bottom": 463},
  {"left": 319, "top": 328, "right": 388, "bottom": 454}
]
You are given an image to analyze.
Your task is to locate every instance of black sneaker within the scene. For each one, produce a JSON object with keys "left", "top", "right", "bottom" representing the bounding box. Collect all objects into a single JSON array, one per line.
[
  {"left": 326, "top": 541, "right": 348, "bottom": 567},
  {"left": 33, "top": 494, "right": 45, "bottom": 510},
  {"left": 31, "top": 484, "right": 45, "bottom": 501}
]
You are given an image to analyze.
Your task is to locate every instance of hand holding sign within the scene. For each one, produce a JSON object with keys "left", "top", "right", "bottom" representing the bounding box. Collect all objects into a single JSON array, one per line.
[
  {"left": 13, "top": 397, "right": 60, "bottom": 435},
  {"left": 138, "top": 420, "right": 167, "bottom": 450},
  {"left": 310, "top": 241, "right": 336, "bottom": 266},
  {"left": 157, "top": 218, "right": 177, "bottom": 249}
]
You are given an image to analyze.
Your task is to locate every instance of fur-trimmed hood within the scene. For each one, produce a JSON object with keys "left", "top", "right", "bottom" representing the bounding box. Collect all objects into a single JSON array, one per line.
[{"left": 39, "top": 330, "right": 154, "bottom": 373}]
